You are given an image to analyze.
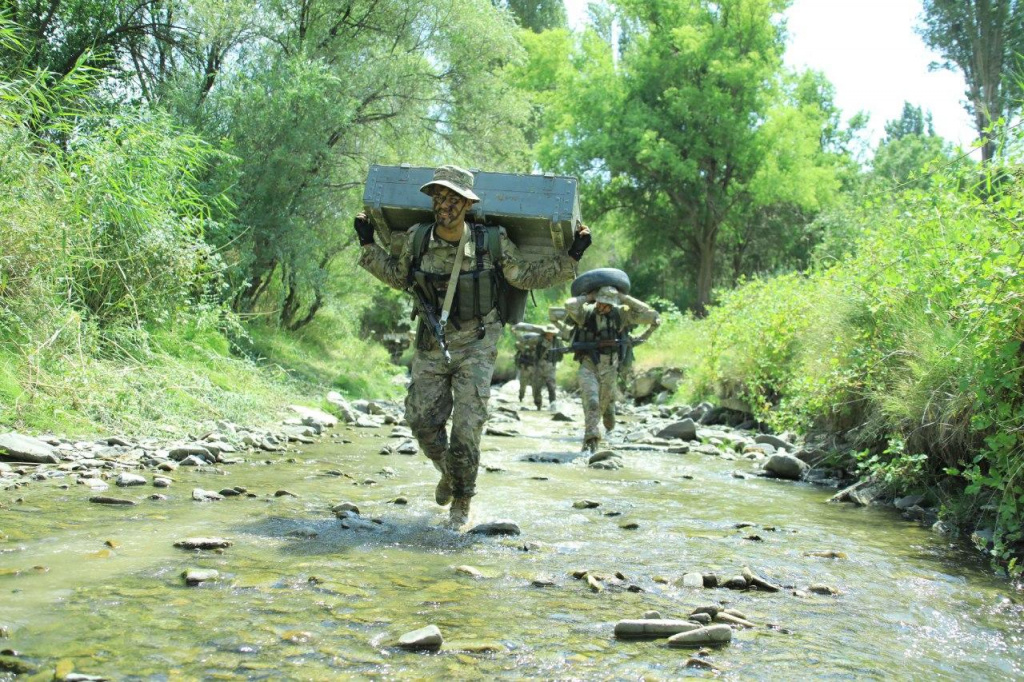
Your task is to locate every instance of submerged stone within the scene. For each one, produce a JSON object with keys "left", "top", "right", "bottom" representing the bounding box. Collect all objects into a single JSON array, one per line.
[
  {"left": 397, "top": 625, "right": 443, "bottom": 651},
  {"left": 614, "top": 619, "right": 701, "bottom": 639}
]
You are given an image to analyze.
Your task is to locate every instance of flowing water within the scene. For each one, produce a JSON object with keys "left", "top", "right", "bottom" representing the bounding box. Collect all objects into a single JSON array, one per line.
[{"left": 1, "top": 400, "right": 1022, "bottom": 680}]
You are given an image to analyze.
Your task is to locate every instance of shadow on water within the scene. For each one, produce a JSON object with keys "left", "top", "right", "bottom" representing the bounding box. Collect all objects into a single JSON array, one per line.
[{"left": 230, "top": 513, "right": 492, "bottom": 556}]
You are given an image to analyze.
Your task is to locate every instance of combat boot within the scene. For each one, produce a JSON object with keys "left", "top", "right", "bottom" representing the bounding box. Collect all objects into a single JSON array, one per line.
[
  {"left": 603, "top": 409, "right": 615, "bottom": 432},
  {"left": 582, "top": 436, "right": 600, "bottom": 453},
  {"left": 446, "top": 496, "right": 471, "bottom": 530},
  {"left": 431, "top": 460, "right": 452, "bottom": 506}
]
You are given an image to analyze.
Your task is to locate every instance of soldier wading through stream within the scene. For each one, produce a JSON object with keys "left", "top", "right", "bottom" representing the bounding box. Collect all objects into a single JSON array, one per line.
[
  {"left": 355, "top": 164, "right": 591, "bottom": 529},
  {"left": 564, "top": 286, "right": 660, "bottom": 453}
]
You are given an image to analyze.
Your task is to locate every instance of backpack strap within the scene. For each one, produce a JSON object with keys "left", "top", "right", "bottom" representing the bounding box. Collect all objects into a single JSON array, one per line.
[{"left": 408, "top": 222, "right": 433, "bottom": 285}]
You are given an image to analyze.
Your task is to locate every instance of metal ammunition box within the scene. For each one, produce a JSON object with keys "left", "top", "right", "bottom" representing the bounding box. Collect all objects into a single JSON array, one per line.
[{"left": 363, "top": 164, "right": 582, "bottom": 257}]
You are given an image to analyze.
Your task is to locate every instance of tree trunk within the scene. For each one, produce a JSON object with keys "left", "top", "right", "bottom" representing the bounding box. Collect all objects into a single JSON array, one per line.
[{"left": 694, "top": 234, "right": 716, "bottom": 317}]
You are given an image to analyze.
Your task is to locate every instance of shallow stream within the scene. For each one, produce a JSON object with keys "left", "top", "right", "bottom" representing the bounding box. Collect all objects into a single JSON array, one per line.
[{"left": 1, "top": 398, "right": 1022, "bottom": 680}]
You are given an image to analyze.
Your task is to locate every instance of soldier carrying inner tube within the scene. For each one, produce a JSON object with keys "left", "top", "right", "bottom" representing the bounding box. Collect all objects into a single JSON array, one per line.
[
  {"left": 563, "top": 284, "right": 660, "bottom": 453},
  {"left": 354, "top": 164, "right": 592, "bottom": 530}
]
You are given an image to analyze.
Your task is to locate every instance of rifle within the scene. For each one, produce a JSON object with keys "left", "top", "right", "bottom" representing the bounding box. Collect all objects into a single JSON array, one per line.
[
  {"left": 547, "top": 324, "right": 657, "bottom": 363},
  {"left": 409, "top": 286, "right": 451, "bottom": 364}
]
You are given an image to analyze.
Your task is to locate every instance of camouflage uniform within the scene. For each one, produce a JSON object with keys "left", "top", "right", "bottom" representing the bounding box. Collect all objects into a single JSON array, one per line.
[
  {"left": 360, "top": 226, "right": 577, "bottom": 499},
  {"left": 530, "top": 334, "right": 559, "bottom": 408},
  {"left": 565, "top": 293, "right": 658, "bottom": 446},
  {"left": 515, "top": 336, "right": 538, "bottom": 402}
]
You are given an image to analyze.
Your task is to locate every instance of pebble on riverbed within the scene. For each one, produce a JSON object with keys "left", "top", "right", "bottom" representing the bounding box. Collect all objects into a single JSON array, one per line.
[
  {"left": 396, "top": 625, "right": 443, "bottom": 651},
  {"left": 667, "top": 624, "right": 733, "bottom": 647},
  {"left": 173, "top": 537, "right": 233, "bottom": 550},
  {"left": 182, "top": 568, "right": 219, "bottom": 585}
]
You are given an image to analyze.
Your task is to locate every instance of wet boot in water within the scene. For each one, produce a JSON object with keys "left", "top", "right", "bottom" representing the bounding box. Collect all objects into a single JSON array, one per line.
[
  {"left": 603, "top": 409, "right": 615, "bottom": 432},
  {"left": 446, "top": 497, "right": 471, "bottom": 530},
  {"left": 582, "top": 437, "right": 600, "bottom": 453},
  {"left": 431, "top": 459, "right": 452, "bottom": 506}
]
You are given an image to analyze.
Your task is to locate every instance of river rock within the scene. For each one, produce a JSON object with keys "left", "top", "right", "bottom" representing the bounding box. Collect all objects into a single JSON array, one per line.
[
  {"left": 572, "top": 500, "right": 600, "bottom": 509},
  {"left": 168, "top": 445, "right": 214, "bottom": 462},
  {"left": 714, "top": 612, "right": 755, "bottom": 628},
  {"left": 588, "top": 450, "right": 619, "bottom": 464},
  {"left": 667, "top": 624, "right": 733, "bottom": 647},
  {"left": 332, "top": 502, "right": 360, "bottom": 515},
  {"left": 764, "top": 453, "right": 808, "bottom": 480},
  {"left": 192, "top": 488, "right": 224, "bottom": 502},
  {"left": 174, "top": 537, "right": 233, "bottom": 550},
  {"left": 455, "top": 565, "right": 483, "bottom": 578},
  {"left": 754, "top": 434, "right": 793, "bottom": 450},
  {"left": 655, "top": 419, "right": 697, "bottom": 441},
  {"left": 742, "top": 566, "right": 781, "bottom": 592},
  {"left": 690, "top": 605, "right": 721, "bottom": 619},
  {"left": 182, "top": 568, "right": 219, "bottom": 585},
  {"left": 702, "top": 573, "right": 719, "bottom": 588},
  {"left": 724, "top": 575, "right": 748, "bottom": 590},
  {"left": 804, "top": 550, "right": 848, "bottom": 559},
  {"left": 468, "top": 521, "right": 521, "bottom": 536},
  {"left": 397, "top": 625, "right": 443, "bottom": 651},
  {"left": 88, "top": 496, "right": 136, "bottom": 506},
  {"left": 808, "top": 583, "right": 840, "bottom": 596},
  {"left": 614, "top": 619, "right": 701, "bottom": 639},
  {"left": 0, "top": 433, "right": 59, "bottom": 464},
  {"left": 678, "top": 572, "right": 704, "bottom": 588},
  {"left": 289, "top": 405, "right": 338, "bottom": 428},
  {"left": 689, "top": 613, "right": 712, "bottom": 625},
  {"left": 643, "top": 610, "right": 662, "bottom": 619},
  {"left": 153, "top": 477, "right": 172, "bottom": 488},
  {"left": 115, "top": 473, "right": 147, "bottom": 487},
  {"left": 895, "top": 493, "right": 926, "bottom": 509},
  {"left": 395, "top": 440, "right": 418, "bottom": 455},
  {"left": 552, "top": 411, "right": 574, "bottom": 422},
  {"left": 829, "top": 480, "right": 883, "bottom": 506}
]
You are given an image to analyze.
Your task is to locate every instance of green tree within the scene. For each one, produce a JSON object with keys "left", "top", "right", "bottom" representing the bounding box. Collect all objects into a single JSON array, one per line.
[
  {"left": 884, "top": 101, "right": 936, "bottom": 141},
  {"left": 161, "top": 0, "right": 532, "bottom": 329},
  {"left": 498, "top": 0, "right": 568, "bottom": 32},
  {"left": 531, "top": 0, "right": 840, "bottom": 313},
  {"left": 917, "top": 0, "right": 1024, "bottom": 162},
  {"left": 871, "top": 118, "right": 953, "bottom": 192}
]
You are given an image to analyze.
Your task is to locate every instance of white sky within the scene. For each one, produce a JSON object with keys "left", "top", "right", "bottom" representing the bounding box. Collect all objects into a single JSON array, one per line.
[{"left": 563, "top": 0, "right": 978, "bottom": 150}]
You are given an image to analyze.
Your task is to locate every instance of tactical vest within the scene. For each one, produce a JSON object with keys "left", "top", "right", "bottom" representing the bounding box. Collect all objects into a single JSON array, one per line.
[
  {"left": 572, "top": 306, "right": 625, "bottom": 363},
  {"left": 409, "top": 222, "right": 510, "bottom": 329}
]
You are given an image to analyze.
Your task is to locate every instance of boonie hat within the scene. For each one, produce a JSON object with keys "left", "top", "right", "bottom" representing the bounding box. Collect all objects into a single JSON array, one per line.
[
  {"left": 420, "top": 164, "right": 480, "bottom": 202},
  {"left": 594, "top": 286, "right": 619, "bottom": 306}
]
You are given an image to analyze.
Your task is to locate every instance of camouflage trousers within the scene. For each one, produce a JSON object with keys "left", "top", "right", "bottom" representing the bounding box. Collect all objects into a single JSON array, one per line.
[
  {"left": 578, "top": 355, "right": 619, "bottom": 441},
  {"left": 405, "top": 323, "right": 500, "bottom": 500},
  {"left": 517, "top": 364, "right": 535, "bottom": 401},
  {"left": 531, "top": 361, "right": 557, "bottom": 407}
]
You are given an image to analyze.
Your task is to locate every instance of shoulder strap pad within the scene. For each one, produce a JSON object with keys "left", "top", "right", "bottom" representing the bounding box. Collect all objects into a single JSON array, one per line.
[
  {"left": 410, "top": 223, "right": 432, "bottom": 269},
  {"left": 485, "top": 225, "right": 502, "bottom": 264}
]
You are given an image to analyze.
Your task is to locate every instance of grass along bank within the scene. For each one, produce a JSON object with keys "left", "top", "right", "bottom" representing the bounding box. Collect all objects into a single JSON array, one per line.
[{"left": 635, "top": 150, "right": 1024, "bottom": 576}]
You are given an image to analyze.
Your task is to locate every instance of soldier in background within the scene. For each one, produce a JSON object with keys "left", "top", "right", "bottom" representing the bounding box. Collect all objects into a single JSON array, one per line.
[
  {"left": 355, "top": 164, "right": 591, "bottom": 529},
  {"left": 564, "top": 286, "right": 660, "bottom": 453},
  {"left": 530, "top": 325, "right": 561, "bottom": 410},
  {"left": 515, "top": 332, "right": 539, "bottom": 403}
]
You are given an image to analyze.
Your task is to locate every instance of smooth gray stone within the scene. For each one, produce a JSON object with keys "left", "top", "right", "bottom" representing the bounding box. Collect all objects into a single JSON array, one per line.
[
  {"left": 679, "top": 572, "right": 704, "bottom": 588},
  {"left": 397, "top": 624, "right": 443, "bottom": 650},
  {"left": 742, "top": 566, "right": 780, "bottom": 592},
  {"left": 587, "top": 450, "right": 620, "bottom": 464},
  {"left": 168, "top": 445, "right": 214, "bottom": 461},
  {"left": 643, "top": 610, "right": 663, "bottom": 619},
  {"left": 655, "top": 419, "right": 697, "bottom": 441},
  {"left": 88, "top": 496, "right": 136, "bottom": 506},
  {"left": 192, "top": 488, "right": 224, "bottom": 502},
  {"left": 754, "top": 433, "right": 793, "bottom": 450},
  {"left": 572, "top": 500, "right": 600, "bottom": 509},
  {"left": 115, "top": 473, "right": 147, "bottom": 487},
  {"left": 0, "top": 433, "right": 59, "bottom": 464},
  {"left": 467, "top": 521, "right": 521, "bottom": 536},
  {"left": 764, "top": 453, "right": 808, "bottom": 480},
  {"left": 183, "top": 568, "right": 219, "bottom": 585},
  {"left": 614, "top": 619, "right": 701, "bottom": 639},
  {"left": 667, "top": 624, "right": 733, "bottom": 647},
  {"left": 174, "top": 537, "right": 233, "bottom": 550},
  {"left": 332, "top": 502, "right": 360, "bottom": 515}
]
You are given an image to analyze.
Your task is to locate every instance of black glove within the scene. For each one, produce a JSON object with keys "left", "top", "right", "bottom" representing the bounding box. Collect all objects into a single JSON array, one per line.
[
  {"left": 354, "top": 215, "right": 375, "bottom": 246},
  {"left": 567, "top": 230, "right": 592, "bottom": 261}
]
